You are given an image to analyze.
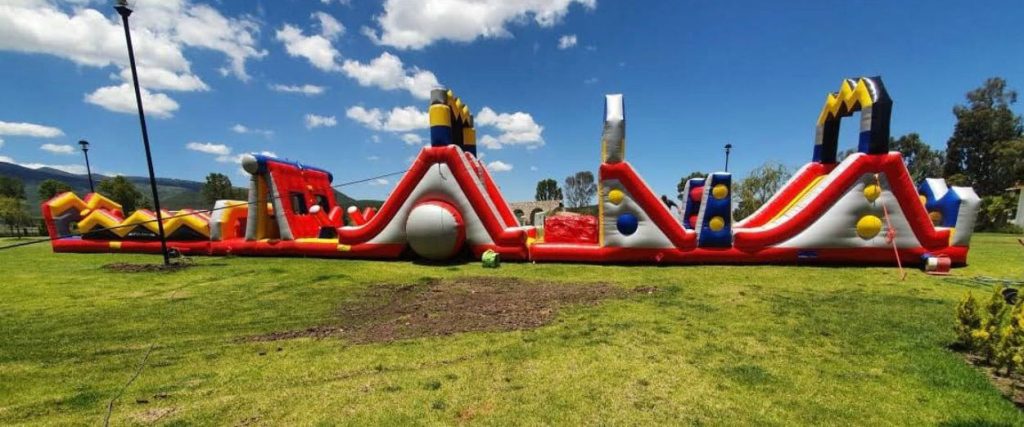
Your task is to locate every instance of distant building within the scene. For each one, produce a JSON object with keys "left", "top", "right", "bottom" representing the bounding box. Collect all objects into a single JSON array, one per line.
[{"left": 1011, "top": 185, "right": 1024, "bottom": 228}]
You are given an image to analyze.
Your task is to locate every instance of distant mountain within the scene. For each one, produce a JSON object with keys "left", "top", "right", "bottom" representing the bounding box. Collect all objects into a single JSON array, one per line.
[{"left": 0, "top": 161, "right": 381, "bottom": 214}]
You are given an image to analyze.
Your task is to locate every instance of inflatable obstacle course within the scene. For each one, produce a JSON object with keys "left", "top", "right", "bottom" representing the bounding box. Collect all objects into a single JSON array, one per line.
[{"left": 42, "top": 76, "right": 980, "bottom": 266}]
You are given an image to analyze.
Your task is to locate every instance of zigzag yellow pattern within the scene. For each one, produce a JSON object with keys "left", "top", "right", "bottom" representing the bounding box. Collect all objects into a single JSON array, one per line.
[{"left": 816, "top": 78, "right": 876, "bottom": 126}]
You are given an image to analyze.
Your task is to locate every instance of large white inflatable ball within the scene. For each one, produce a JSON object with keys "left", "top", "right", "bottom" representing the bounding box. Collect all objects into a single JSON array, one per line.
[{"left": 405, "top": 201, "right": 465, "bottom": 260}]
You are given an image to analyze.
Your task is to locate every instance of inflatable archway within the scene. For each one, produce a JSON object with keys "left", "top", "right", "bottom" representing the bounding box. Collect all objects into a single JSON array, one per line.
[{"left": 41, "top": 77, "right": 980, "bottom": 266}]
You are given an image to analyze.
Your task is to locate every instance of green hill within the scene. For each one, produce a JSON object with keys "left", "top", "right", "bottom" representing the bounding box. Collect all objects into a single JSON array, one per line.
[{"left": 0, "top": 161, "right": 380, "bottom": 213}]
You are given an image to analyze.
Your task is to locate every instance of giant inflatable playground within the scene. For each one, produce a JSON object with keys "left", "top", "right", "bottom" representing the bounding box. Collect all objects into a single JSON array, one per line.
[{"left": 41, "top": 76, "right": 981, "bottom": 266}]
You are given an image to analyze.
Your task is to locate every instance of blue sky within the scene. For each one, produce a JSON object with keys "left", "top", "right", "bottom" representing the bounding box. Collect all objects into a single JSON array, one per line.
[{"left": 0, "top": 0, "right": 1022, "bottom": 201}]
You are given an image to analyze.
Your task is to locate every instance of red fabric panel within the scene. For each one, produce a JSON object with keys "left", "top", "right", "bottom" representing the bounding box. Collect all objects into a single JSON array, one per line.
[{"left": 543, "top": 214, "right": 598, "bottom": 244}]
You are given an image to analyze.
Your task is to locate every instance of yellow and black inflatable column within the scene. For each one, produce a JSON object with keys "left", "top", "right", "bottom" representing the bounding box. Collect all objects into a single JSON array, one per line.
[
  {"left": 463, "top": 114, "right": 477, "bottom": 156},
  {"left": 429, "top": 89, "right": 453, "bottom": 147},
  {"left": 813, "top": 76, "right": 892, "bottom": 163}
]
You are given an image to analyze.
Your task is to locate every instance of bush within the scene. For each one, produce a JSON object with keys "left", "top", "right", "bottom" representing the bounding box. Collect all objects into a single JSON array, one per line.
[{"left": 956, "top": 286, "right": 1024, "bottom": 375}]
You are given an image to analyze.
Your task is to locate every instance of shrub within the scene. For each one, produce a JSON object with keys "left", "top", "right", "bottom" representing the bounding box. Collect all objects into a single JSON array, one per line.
[
  {"left": 954, "top": 293, "right": 983, "bottom": 349},
  {"left": 956, "top": 286, "right": 1024, "bottom": 375}
]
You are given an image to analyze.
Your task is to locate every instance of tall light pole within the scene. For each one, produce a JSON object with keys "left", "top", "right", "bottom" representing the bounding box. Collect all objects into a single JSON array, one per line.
[
  {"left": 78, "top": 140, "right": 95, "bottom": 193},
  {"left": 115, "top": 0, "right": 170, "bottom": 266},
  {"left": 724, "top": 143, "right": 733, "bottom": 172}
]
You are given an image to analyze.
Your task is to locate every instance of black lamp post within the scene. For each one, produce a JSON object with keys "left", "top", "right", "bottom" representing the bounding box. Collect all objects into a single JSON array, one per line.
[
  {"left": 115, "top": 0, "right": 170, "bottom": 266},
  {"left": 78, "top": 140, "right": 95, "bottom": 193},
  {"left": 724, "top": 143, "right": 733, "bottom": 172}
]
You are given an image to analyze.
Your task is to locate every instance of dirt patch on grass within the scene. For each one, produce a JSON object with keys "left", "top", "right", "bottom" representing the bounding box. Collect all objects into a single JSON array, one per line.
[
  {"left": 103, "top": 262, "right": 193, "bottom": 273},
  {"left": 250, "top": 277, "right": 656, "bottom": 344},
  {"left": 960, "top": 351, "right": 1024, "bottom": 409}
]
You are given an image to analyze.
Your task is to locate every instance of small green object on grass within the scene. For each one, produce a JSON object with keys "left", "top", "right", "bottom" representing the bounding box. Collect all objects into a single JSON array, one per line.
[{"left": 482, "top": 249, "right": 500, "bottom": 268}]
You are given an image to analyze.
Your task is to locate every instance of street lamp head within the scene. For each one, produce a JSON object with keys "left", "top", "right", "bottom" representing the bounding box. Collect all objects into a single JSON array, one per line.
[
  {"left": 724, "top": 143, "right": 733, "bottom": 151},
  {"left": 114, "top": 0, "right": 133, "bottom": 17},
  {"left": 78, "top": 139, "right": 89, "bottom": 151}
]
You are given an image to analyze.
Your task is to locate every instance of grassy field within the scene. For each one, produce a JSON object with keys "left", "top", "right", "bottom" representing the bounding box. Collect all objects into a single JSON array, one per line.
[{"left": 2, "top": 235, "right": 1024, "bottom": 425}]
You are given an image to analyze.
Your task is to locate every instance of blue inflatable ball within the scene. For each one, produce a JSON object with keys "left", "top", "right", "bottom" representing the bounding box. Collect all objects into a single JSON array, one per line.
[{"left": 617, "top": 213, "right": 639, "bottom": 235}]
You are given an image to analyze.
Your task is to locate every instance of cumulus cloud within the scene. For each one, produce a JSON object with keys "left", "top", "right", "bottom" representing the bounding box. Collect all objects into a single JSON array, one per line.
[
  {"left": 366, "top": 0, "right": 596, "bottom": 49},
  {"left": 400, "top": 133, "right": 423, "bottom": 145},
  {"left": 475, "top": 107, "right": 544, "bottom": 149},
  {"left": 0, "top": 1, "right": 266, "bottom": 115},
  {"left": 312, "top": 11, "right": 344, "bottom": 39},
  {"left": 0, "top": 155, "right": 87, "bottom": 174},
  {"left": 84, "top": 83, "right": 180, "bottom": 118},
  {"left": 231, "top": 124, "right": 273, "bottom": 138},
  {"left": 486, "top": 160, "right": 513, "bottom": 172},
  {"left": 186, "top": 141, "right": 231, "bottom": 156},
  {"left": 478, "top": 134, "right": 502, "bottom": 150},
  {"left": 345, "top": 105, "right": 428, "bottom": 132},
  {"left": 0, "top": 120, "right": 64, "bottom": 138},
  {"left": 368, "top": 178, "right": 389, "bottom": 186},
  {"left": 269, "top": 83, "right": 326, "bottom": 96},
  {"left": 40, "top": 143, "right": 75, "bottom": 155},
  {"left": 341, "top": 52, "right": 439, "bottom": 99},
  {"left": 305, "top": 114, "right": 337, "bottom": 129},
  {"left": 557, "top": 34, "right": 577, "bottom": 49},
  {"left": 276, "top": 23, "right": 343, "bottom": 72}
]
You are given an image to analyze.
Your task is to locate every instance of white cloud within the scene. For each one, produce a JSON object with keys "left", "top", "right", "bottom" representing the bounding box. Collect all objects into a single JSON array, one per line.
[
  {"left": 312, "top": 11, "right": 344, "bottom": 39},
  {"left": 231, "top": 124, "right": 273, "bottom": 138},
  {"left": 84, "top": 83, "right": 179, "bottom": 118},
  {"left": 583, "top": 77, "right": 598, "bottom": 84},
  {"left": 345, "top": 105, "right": 428, "bottom": 132},
  {"left": 116, "top": 66, "right": 208, "bottom": 92},
  {"left": 367, "top": 155, "right": 380, "bottom": 161},
  {"left": 479, "top": 134, "right": 502, "bottom": 149},
  {"left": 276, "top": 23, "right": 342, "bottom": 72},
  {"left": 367, "top": 0, "right": 596, "bottom": 50},
  {"left": 475, "top": 107, "right": 544, "bottom": 149},
  {"left": 40, "top": 143, "right": 75, "bottom": 155},
  {"left": 186, "top": 141, "right": 231, "bottom": 156},
  {"left": 269, "top": 83, "right": 326, "bottom": 96},
  {"left": 0, "top": 120, "right": 64, "bottom": 138},
  {"left": 401, "top": 133, "right": 422, "bottom": 145},
  {"left": 0, "top": 138, "right": 4, "bottom": 149},
  {"left": 486, "top": 160, "right": 513, "bottom": 172},
  {"left": 0, "top": 0, "right": 267, "bottom": 112},
  {"left": 341, "top": 52, "right": 439, "bottom": 99},
  {"left": 368, "top": 178, "right": 389, "bottom": 186},
  {"left": 557, "top": 34, "right": 577, "bottom": 49},
  {"left": 305, "top": 114, "right": 337, "bottom": 129},
  {"left": 530, "top": 166, "right": 538, "bottom": 171}
]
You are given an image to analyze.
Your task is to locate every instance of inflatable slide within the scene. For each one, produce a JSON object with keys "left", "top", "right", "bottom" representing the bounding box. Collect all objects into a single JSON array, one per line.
[{"left": 41, "top": 77, "right": 980, "bottom": 266}]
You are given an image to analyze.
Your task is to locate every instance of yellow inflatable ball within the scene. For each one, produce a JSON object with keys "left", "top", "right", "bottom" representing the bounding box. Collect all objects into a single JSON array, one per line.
[
  {"left": 856, "top": 215, "right": 883, "bottom": 239},
  {"left": 929, "top": 211, "right": 943, "bottom": 224},
  {"left": 863, "top": 184, "right": 881, "bottom": 203},
  {"left": 709, "top": 216, "right": 726, "bottom": 231},
  {"left": 712, "top": 184, "right": 729, "bottom": 200},
  {"left": 918, "top": 195, "right": 928, "bottom": 205},
  {"left": 608, "top": 189, "right": 625, "bottom": 205}
]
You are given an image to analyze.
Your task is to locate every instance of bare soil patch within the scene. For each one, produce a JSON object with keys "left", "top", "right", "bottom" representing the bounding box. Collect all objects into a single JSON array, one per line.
[
  {"left": 103, "top": 262, "right": 193, "bottom": 273},
  {"left": 960, "top": 351, "right": 1024, "bottom": 409},
  {"left": 250, "top": 277, "right": 656, "bottom": 344}
]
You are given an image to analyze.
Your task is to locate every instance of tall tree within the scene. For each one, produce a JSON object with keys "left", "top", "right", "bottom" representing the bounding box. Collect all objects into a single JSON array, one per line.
[
  {"left": 38, "top": 179, "right": 73, "bottom": 201},
  {"left": 734, "top": 162, "right": 791, "bottom": 220},
  {"left": 890, "top": 133, "right": 945, "bottom": 183},
  {"left": 0, "top": 196, "right": 30, "bottom": 236},
  {"left": 97, "top": 176, "right": 146, "bottom": 213},
  {"left": 0, "top": 176, "right": 26, "bottom": 200},
  {"left": 201, "top": 173, "right": 244, "bottom": 205},
  {"left": 943, "top": 77, "right": 1024, "bottom": 196},
  {"left": 676, "top": 171, "right": 708, "bottom": 203},
  {"left": 534, "top": 178, "right": 563, "bottom": 202},
  {"left": 564, "top": 171, "right": 597, "bottom": 208}
]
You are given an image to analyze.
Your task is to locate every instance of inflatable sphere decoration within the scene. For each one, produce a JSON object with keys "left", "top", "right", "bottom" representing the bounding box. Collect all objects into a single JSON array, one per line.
[
  {"left": 856, "top": 215, "right": 883, "bottom": 239},
  {"left": 689, "top": 186, "right": 704, "bottom": 202},
  {"left": 712, "top": 184, "right": 729, "bottom": 200},
  {"left": 405, "top": 201, "right": 465, "bottom": 260},
  {"left": 863, "top": 184, "right": 882, "bottom": 203},
  {"left": 608, "top": 189, "right": 625, "bottom": 205},
  {"left": 617, "top": 213, "right": 639, "bottom": 235},
  {"left": 709, "top": 216, "right": 726, "bottom": 232}
]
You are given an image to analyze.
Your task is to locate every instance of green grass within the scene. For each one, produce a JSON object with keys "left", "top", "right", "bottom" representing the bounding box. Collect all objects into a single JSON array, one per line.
[{"left": 1, "top": 234, "right": 1024, "bottom": 425}]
